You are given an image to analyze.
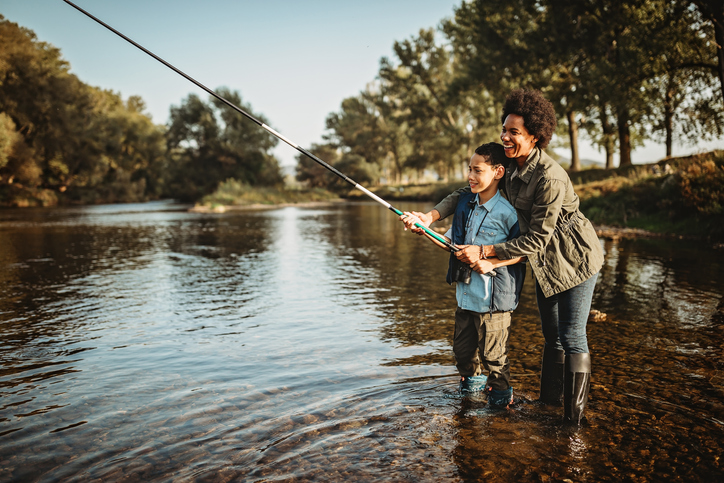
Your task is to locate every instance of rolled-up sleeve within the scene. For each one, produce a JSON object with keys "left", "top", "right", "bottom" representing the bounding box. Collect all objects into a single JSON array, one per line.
[{"left": 433, "top": 186, "right": 468, "bottom": 220}]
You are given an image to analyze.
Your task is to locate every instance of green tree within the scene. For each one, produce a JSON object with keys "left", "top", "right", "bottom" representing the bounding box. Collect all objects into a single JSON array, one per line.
[
  {"left": 0, "top": 16, "right": 79, "bottom": 190},
  {"left": 643, "top": 1, "right": 722, "bottom": 156},
  {"left": 378, "top": 29, "right": 479, "bottom": 181},
  {"left": 295, "top": 143, "right": 340, "bottom": 188},
  {"left": 324, "top": 94, "right": 388, "bottom": 171},
  {"left": 693, "top": 0, "right": 724, "bottom": 101},
  {"left": 166, "top": 88, "right": 282, "bottom": 201},
  {"left": 0, "top": 16, "right": 168, "bottom": 205}
]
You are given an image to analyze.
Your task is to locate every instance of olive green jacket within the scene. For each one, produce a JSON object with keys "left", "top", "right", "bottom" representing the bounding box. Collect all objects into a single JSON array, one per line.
[{"left": 434, "top": 147, "right": 603, "bottom": 297}]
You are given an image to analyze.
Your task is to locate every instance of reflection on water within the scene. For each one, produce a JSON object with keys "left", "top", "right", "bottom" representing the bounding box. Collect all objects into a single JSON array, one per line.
[{"left": 0, "top": 200, "right": 722, "bottom": 482}]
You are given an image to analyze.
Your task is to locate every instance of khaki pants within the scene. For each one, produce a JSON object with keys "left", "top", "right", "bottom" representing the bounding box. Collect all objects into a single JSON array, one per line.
[{"left": 453, "top": 308, "right": 511, "bottom": 391}]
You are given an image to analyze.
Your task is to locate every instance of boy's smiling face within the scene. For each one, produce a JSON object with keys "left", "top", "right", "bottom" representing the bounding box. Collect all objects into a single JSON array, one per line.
[{"left": 468, "top": 153, "right": 504, "bottom": 201}]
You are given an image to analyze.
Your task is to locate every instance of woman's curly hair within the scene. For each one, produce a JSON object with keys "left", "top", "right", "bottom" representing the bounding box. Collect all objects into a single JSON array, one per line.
[{"left": 501, "top": 89, "right": 557, "bottom": 149}]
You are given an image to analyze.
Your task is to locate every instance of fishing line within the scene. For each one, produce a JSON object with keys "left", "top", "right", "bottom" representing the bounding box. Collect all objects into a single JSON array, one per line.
[{"left": 62, "top": 0, "right": 460, "bottom": 253}]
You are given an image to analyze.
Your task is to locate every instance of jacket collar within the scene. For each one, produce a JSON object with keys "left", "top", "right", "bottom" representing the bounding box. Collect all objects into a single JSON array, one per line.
[{"left": 514, "top": 147, "right": 541, "bottom": 184}]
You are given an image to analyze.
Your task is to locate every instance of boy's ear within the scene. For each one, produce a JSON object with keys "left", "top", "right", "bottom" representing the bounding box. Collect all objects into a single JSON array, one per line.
[{"left": 494, "top": 165, "right": 505, "bottom": 180}]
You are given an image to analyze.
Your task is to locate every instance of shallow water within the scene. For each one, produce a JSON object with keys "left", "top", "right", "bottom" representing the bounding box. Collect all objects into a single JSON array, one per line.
[{"left": 0, "top": 200, "right": 722, "bottom": 482}]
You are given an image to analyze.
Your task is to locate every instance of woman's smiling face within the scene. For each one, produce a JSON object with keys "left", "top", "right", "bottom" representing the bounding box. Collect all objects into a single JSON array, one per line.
[{"left": 500, "top": 114, "right": 538, "bottom": 165}]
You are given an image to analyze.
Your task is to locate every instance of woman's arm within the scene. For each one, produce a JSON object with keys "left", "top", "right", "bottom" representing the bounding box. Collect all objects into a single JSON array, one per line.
[
  {"left": 399, "top": 186, "right": 469, "bottom": 234},
  {"left": 432, "top": 186, "right": 468, "bottom": 221},
  {"left": 470, "top": 256, "right": 526, "bottom": 275},
  {"left": 491, "top": 178, "right": 568, "bottom": 260}
]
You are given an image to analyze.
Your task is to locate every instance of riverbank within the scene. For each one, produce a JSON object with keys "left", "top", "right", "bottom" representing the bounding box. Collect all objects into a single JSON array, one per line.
[
  {"left": 341, "top": 151, "right": 724, "bottom": 242},
  {"left": 191, "top": 151, "right": 723, "bottom": 241},
  {"left": 189, "top": 199, "right": 346, "bottom": 213}
]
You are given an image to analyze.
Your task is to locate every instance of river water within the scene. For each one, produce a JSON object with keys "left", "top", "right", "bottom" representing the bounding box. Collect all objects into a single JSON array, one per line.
[{"left": 0, "top": 200, "right": 722, "bottom": 482}]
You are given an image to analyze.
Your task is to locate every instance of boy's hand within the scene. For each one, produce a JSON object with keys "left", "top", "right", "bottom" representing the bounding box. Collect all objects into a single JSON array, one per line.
[
  {"left": 470, "top": 259, "right": 495, "bottom": 274},
  {"left": 454, "top": 245, "right": 479, "bottom": 264}
]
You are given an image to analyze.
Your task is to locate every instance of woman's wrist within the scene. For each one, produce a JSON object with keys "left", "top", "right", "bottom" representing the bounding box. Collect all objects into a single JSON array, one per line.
[{"left": 429, "top": 209, "right": 441, "bottom": 223}]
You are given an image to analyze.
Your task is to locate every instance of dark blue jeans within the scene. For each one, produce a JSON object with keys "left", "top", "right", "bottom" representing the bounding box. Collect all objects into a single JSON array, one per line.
[{"left": 535, "top": 273, "right": 598, "bottom": 354}]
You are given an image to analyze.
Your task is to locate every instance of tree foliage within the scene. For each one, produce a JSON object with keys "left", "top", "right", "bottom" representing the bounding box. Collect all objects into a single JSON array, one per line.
[
  {"left": 0, "top": 16, "right": 168, "bottom": 205},
  {"left": 0, "top": 16, "right": 283, "bottom": 206},
  {"left": 323, "top": 0, "right": 723, "bottom": 179},
  {"left": 165, "top": 89, "right": 282, "bottom": 201},
  {"left": 4, "top": 1, "right": 724, "bottom": 207}
]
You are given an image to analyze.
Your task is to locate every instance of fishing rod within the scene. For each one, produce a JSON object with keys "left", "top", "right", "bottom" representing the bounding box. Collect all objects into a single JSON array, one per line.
[{"left": 62, "top": 0, "right": 460, "bottom": 253}]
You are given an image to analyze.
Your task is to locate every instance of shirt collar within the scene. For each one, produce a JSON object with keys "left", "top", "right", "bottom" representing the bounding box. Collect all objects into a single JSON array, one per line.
[{"left": 474, "top": 189, "right": 502, "bottom": 212}]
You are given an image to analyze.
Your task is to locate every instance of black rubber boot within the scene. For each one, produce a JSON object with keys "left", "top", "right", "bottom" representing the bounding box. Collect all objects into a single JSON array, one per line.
[
  {"left": 540, "top": 344, "right": 565, "bottom": 405},
  {"left": 564, "top": 352, "right": 591, "bottom": 425}
]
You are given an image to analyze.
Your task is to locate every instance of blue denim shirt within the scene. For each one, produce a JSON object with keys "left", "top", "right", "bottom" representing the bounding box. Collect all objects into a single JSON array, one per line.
[{"left": 445, "top": 190, "right": 519, "bottom": 312}]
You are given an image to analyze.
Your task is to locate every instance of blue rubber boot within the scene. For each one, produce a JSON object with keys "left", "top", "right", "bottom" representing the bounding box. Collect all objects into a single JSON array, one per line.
[
  {"left": 460, "top": 374, "right": 488, "bottom": 394},
  {"left": 486, "top": 386, "right": 514, "bottom": 409}
]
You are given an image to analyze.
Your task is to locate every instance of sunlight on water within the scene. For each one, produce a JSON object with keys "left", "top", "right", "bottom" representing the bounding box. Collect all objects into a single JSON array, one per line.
[{"left": 0, "top": 201, "right": 722, "bottom": 482}]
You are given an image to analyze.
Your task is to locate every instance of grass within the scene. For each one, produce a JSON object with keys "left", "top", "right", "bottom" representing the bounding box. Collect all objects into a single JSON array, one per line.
[
  {"left": 197, "top": 178, "right": 339, "bottom": 210},
  {"left": 576, "top": 152, "right": 724, "bottom": 239}
]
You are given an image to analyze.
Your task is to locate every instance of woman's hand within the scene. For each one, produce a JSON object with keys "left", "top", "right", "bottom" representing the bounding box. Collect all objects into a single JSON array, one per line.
[
  {"left": 400, "top": 211, "right": 430, "bottom": 235},
  {"left": 454, "top": 245, "right": 479, "bottom": 264}
]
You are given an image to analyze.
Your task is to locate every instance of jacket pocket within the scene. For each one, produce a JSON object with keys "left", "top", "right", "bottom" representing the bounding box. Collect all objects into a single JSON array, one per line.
[
  {"left": 544, "top": 231, "right": 581, "bottom": 284},
  {"left": 513, "top": 195, "right": 533, "bottom": 212}
]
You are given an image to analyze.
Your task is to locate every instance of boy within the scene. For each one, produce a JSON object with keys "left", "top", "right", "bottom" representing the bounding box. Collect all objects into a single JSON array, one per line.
[{"left": 402, "top": 143, "right": 525, "bottom": 409}]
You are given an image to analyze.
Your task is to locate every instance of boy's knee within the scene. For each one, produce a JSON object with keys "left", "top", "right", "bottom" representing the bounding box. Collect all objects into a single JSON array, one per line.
[
  {"left": 482, "top": 312, "right": 511, "bottom": 361},
  {"left": 484, "top": 311, "right": 511, "bottom": 330}
]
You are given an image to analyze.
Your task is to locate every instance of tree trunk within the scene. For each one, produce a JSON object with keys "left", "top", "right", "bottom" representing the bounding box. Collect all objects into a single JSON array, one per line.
[
  {"left": 567, "top": 110, "right": 581, "bottom": 171},
  {"left": 600, "top": 104, "right": 616, "bottom": 169},
  {"left": 604, "top": 137, "right": 615, "bottom": 169},
  {"left": 617, "top": 110, "right": 632, "bottom": 167},
  {"left": 664, "top": 85, "right": 673, "bottom": 158}
]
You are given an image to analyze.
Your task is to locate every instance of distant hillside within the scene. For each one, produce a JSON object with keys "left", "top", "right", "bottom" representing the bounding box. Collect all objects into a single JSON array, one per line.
[{"left": 556, "top": 157, "right": 606, "bottom": 169}]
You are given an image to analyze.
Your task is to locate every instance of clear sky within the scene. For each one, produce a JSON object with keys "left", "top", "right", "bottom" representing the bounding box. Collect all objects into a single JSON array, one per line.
[{"left": 2, "top": 0, "right": 723, "bottom": 168}]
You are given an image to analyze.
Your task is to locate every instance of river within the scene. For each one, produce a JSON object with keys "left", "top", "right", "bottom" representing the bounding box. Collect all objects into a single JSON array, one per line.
[{"left": 1, "top": 200, "right": 722, "bottom": 482}]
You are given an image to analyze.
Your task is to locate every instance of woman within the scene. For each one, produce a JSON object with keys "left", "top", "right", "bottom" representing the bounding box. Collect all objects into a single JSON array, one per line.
[{"left": 405, "top": 89, "right": 603, "bottom": 424}]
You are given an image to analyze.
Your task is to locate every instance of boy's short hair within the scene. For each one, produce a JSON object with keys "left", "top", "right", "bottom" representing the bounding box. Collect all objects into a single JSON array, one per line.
[{"left": 474, "top": 142, "right": 506, "bottom": 169}]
